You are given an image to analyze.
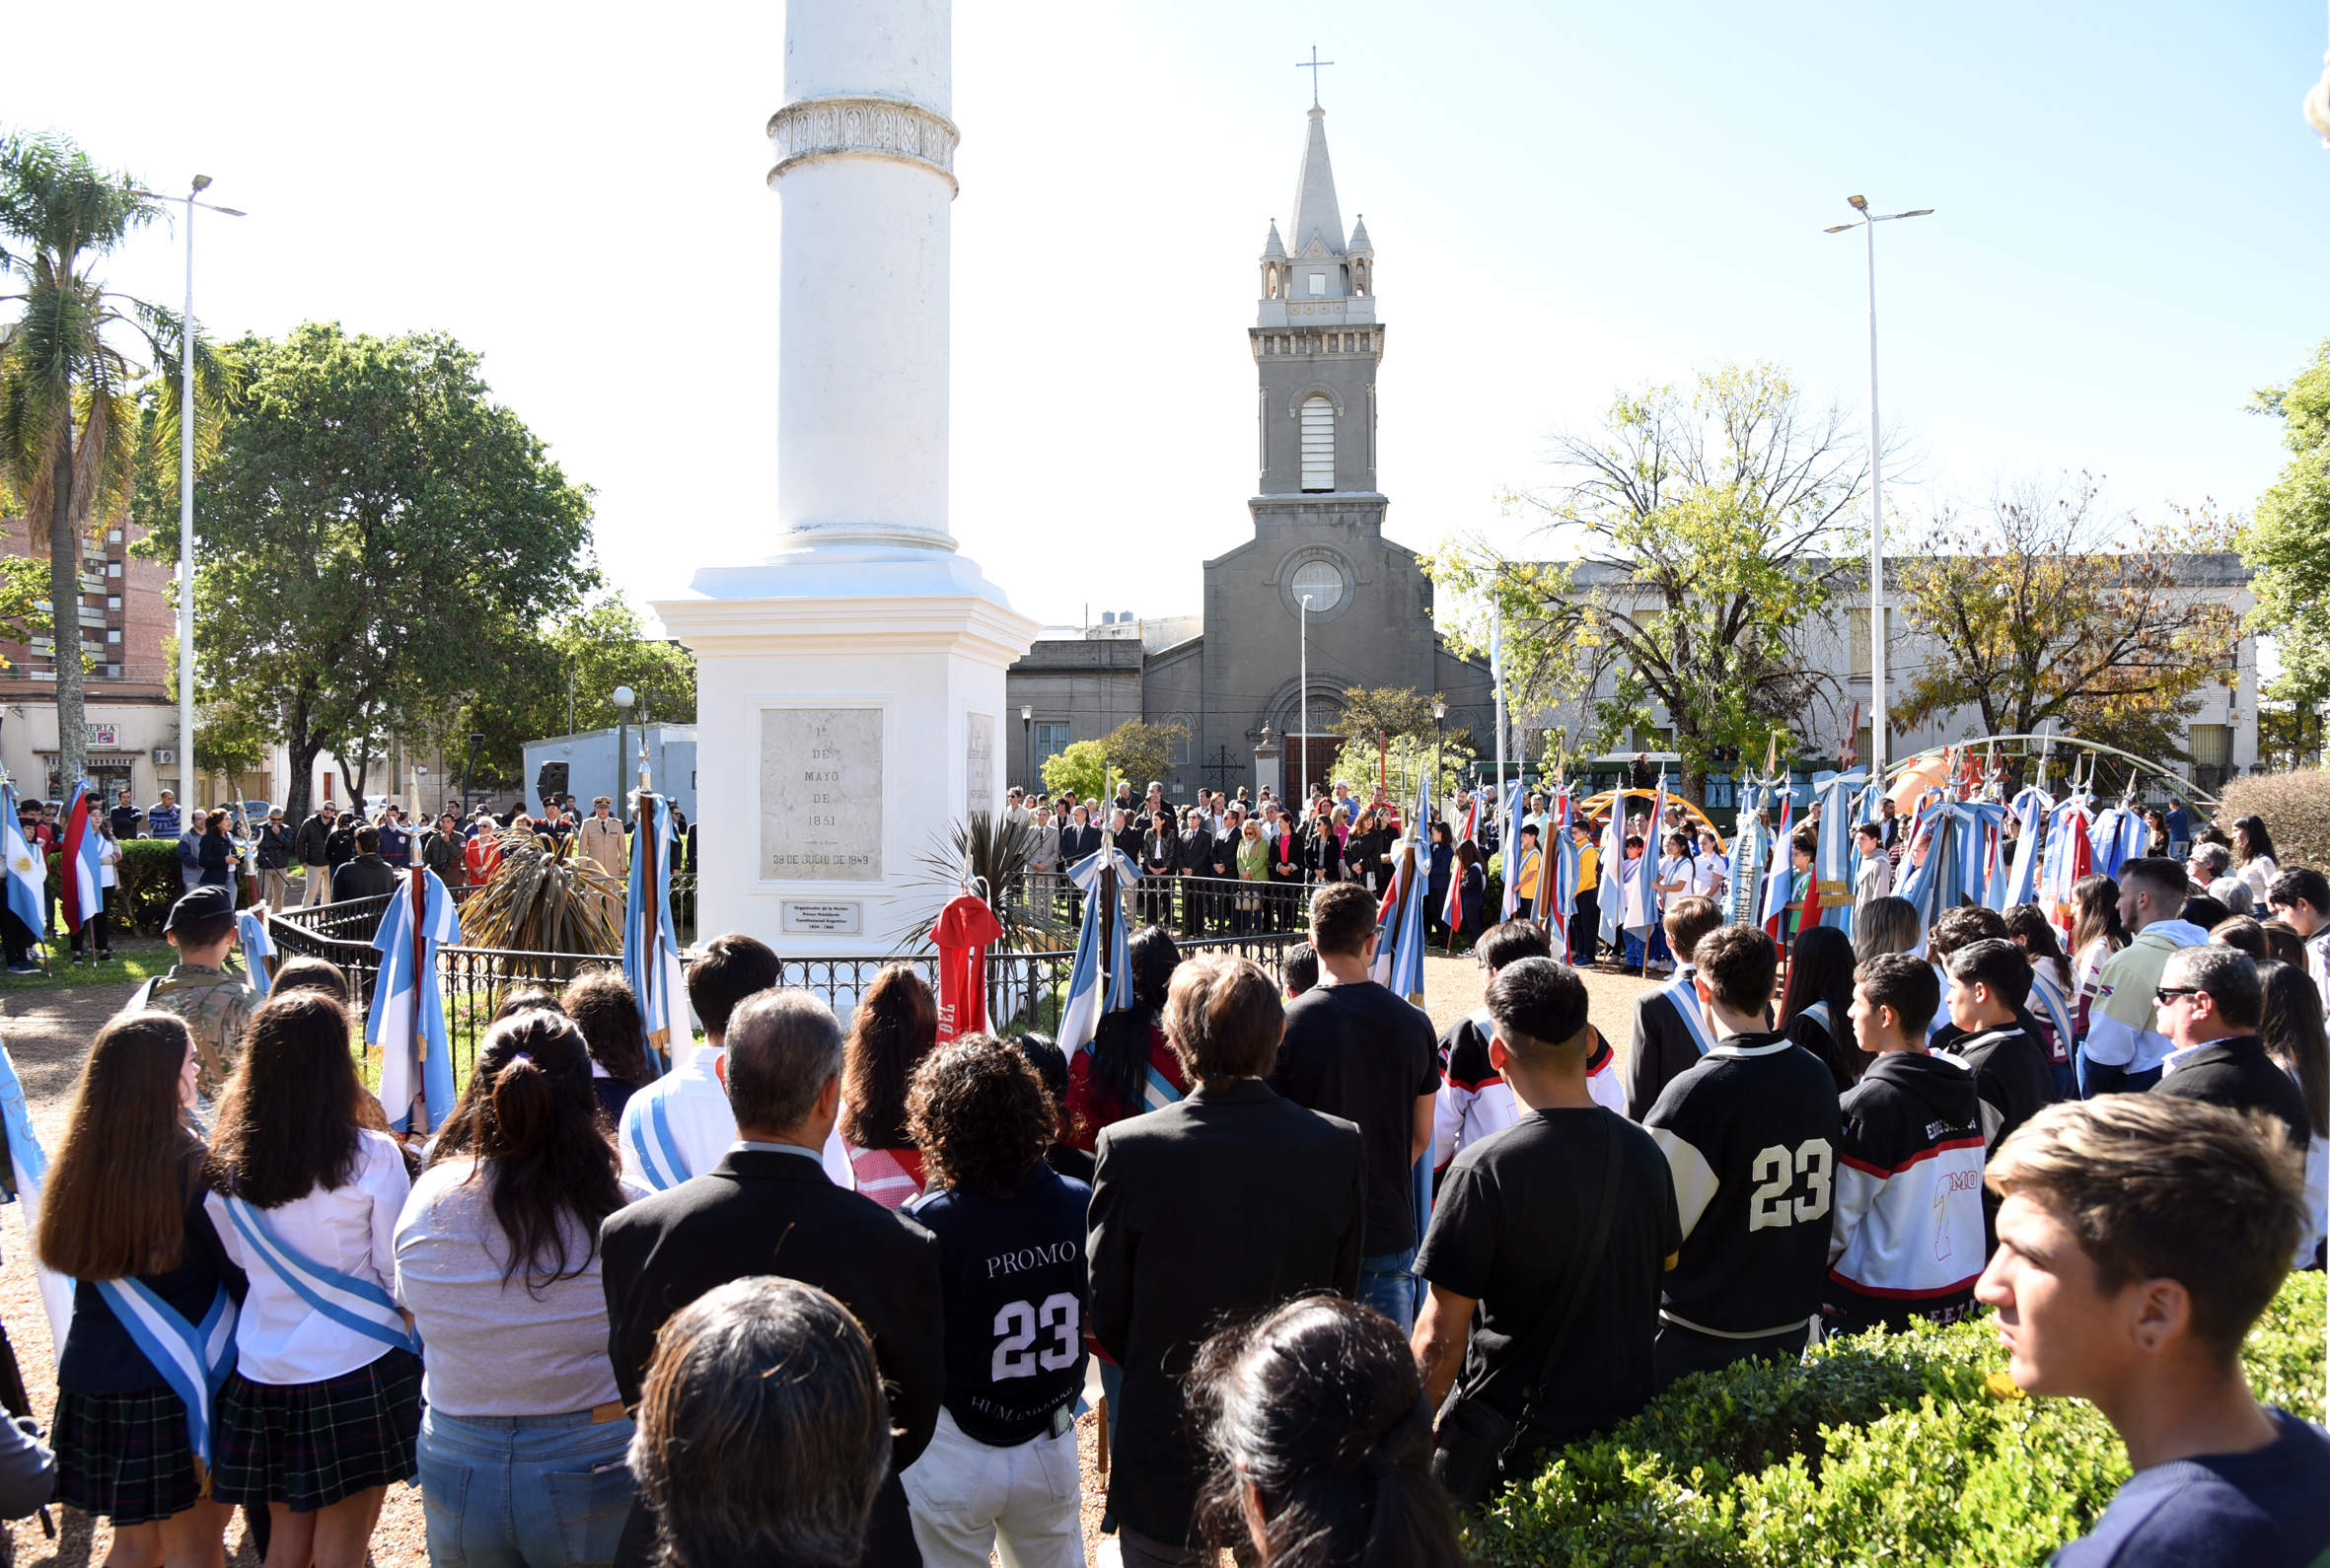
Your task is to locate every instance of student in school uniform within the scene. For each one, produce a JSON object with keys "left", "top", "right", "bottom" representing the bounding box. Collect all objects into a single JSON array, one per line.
[{"left": 203, "top": 991, "right": 424, "bottom": 1568}]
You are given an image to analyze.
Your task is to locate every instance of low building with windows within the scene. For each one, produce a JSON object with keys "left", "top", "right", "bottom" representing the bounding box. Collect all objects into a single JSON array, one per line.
[
  {"left": 1003, "top": 102, "right": 1493, "bottom": 797},
  {"left": 1509, "top": 554, "right": 2260, "bottom": 805}
]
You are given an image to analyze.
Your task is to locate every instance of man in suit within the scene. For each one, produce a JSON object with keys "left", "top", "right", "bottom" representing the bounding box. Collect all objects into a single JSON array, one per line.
[
  {"left": 603, "top": 989, "right": 945, "bottom": 1568},
  {"left": 1087, "top": 954, "right": 1367, "bottom": 1566},
  {"left": 1623, "top": 894, "right": 1726, "bottom": 1119}
]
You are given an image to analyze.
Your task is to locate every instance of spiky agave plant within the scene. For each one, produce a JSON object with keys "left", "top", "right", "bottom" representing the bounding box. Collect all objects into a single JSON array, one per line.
[
  {"left": 897, "top": 810, "right": 1060, "bottom": 955},
  {"left": 461, "top": 829, "right": 625, "bottom": 956}
]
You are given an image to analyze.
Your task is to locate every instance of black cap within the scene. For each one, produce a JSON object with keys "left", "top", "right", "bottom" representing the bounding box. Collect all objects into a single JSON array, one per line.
[{"left": 165, "top": 885, "right": 236, "bottom": 931}]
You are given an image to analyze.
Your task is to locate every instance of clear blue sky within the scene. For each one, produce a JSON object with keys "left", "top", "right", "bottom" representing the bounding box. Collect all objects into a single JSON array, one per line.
[{"left": 10, "top": 2, "right": 2327, "bottom": 634}]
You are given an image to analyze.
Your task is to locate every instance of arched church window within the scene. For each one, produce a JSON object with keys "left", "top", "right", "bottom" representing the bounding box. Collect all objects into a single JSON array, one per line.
[
  {"left": 1299, "top": 396, "right": 1335, "bottom": 492},
  {"left": 1290, "top": 558, "right": 1344, "bottom": 612}
]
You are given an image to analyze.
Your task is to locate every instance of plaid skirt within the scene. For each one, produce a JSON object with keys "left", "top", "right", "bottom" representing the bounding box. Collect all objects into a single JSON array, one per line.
[
  {"left": 52, "top": 1387, "right": 202, "bottom": 1526},
  {"left": 213, "top": 1347, "right": 423, "bottom": 1512}
]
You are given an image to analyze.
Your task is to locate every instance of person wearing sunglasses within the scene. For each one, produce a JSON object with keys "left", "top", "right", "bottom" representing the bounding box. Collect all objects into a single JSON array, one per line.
[{"left": 2151, "top": 946, "right": 2312, "bottom": 1160}]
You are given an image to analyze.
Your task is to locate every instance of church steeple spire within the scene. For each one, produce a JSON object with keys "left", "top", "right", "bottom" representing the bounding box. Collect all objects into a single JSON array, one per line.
[{"left": 1288, "top": 107, "right": 1346, "bottom": 260}]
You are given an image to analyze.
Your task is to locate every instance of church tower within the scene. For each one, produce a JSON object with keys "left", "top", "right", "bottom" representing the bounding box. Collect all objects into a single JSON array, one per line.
[{"left": 1252, "top": 106, "right": 1382, "bottom": 502}]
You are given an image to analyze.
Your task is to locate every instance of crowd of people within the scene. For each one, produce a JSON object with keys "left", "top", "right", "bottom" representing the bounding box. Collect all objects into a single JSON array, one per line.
[{"left": 4, "top": 786, "right": 2328, "bottom": 1568}]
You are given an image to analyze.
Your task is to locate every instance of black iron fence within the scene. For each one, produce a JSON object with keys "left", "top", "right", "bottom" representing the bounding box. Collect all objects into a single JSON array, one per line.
[{"left": 268, "top": 898, "right": 1297, "bottom": 1091}]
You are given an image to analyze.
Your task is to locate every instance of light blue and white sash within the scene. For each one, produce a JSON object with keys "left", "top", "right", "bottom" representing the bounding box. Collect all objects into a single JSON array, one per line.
[
  {"left": 220, "top": 1194, "right": 420, "bottom": 1356},
  {"left": 1799, "top": 999, "right": 1835, "bottom": 1042},
  {"left": 628, "top": 1090, "right": 691, "bottom": 1192},
  {"left": 1141, "top": 1061, "right": 1184, "bottom": 1113},
  {"left": 93, "top": 1279, "right": 236, "bottom": 1466},
  {"left": 1659, "top": 969, "right": 1718, "bottom": 1057}
]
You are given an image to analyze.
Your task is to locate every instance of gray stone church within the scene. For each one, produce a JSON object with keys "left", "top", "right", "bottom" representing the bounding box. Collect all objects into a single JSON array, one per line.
[{"left": 1003, "top": 105, "right": 1493, "bottom": 799}]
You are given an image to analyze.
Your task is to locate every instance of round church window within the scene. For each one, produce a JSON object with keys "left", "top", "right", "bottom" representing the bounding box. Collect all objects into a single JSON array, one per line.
[{"left": 1290, "top": 559, "right": 1345, "bottom": 612}]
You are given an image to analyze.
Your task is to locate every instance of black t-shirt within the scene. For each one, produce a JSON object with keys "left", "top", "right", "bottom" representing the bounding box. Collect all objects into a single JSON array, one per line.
[
  {"left": 1416, "top": 1107, "right": 1679, "bottom": 1455},
  {"left": 903, "top": 1162, "right": 1091, "bottom": 1447},
  {"left": 1271, "top": 979, "right": 1440, "bottom": 1253}
]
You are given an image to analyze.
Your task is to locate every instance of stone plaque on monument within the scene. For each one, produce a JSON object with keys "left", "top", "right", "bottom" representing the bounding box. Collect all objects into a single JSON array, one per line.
[
  {"left": 761, "top": 708, "right": 883, "bottom": 882},
  {"left": 781, "top": 899, "right": 863, "bottom": 934},
  {"left": 965, "top": 712, "right": 993, "bottom": 820}
]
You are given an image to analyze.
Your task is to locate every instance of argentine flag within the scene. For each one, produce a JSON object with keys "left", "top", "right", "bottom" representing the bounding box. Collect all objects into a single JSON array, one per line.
[
  {"left": 369, "top": 867, "right": 463, "bottom": 1134},
  {"left": 1057, "top": 845, "right": 1140, "bottom": 1057},
  {"left": 1760, "top": 794, "right": 1796, "bottom": 936},
  {"left": 1497, "top": 779, "right": 1527, "bottom": 920},
  {"left": 0, "top": 1036, "right": 73, "bottom": 1359},
  {"left": 61, "top": 779, "right": 101, "bottom": 935},
  {"left": 1, "top": 782, "right": 44, "bottom": 944},
  {"left": 1595, "top": 807, "right": 1626, "bottom": 947},
  {"left": 623, "top": 792, "right": 692, "bottom": 1069},
  {"left": 1994, "top": 787, "right": 2053, "bottom": 911},
  {"left": 1812, "top": 769, "right": 1866, "bottom": 935},
  {"left": 1386, "top": 838, "right": 1428, "bottom": 1003}
]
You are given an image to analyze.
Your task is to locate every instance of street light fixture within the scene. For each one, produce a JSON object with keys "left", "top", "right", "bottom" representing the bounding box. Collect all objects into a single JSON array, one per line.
[
  {"left": 1021, "top": 704, "right": 1033, "bottom": 792},
  {"left": 1431, "top": 695, "right": 1448, "bottom": 825},
  {"left": 133, "top": 176, "right": 245, "bottom": 806},
  {"left": 612, "top": 685, "right": 636, "bottom": 817},
  {"left": 1824, "top": 194, "right": 1931, "bottom": 789}
]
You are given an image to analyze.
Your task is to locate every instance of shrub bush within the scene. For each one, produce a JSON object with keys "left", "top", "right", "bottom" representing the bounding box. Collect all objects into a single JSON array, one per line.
[
  {"left": 1465, "top": 1272, "right": 2325, "bottom": 1567},
  {"left": 2216, "top": 768, "right": 2330, "bottom": 870},
  {"left": 45, "top": 839, "right": 251, "bottom": 936}
]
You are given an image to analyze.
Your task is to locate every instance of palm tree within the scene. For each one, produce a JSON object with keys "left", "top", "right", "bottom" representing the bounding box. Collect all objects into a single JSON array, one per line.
[{"left": 0, "top": 131, "right": 225, "bottom": 795}]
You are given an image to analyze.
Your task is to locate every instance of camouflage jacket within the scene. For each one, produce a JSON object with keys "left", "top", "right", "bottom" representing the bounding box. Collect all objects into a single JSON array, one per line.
[{"left": 144, "top": 963, "right": 258, "bottom": 1102}]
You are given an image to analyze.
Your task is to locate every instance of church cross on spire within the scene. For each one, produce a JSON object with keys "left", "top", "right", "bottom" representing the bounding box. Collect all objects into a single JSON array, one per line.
[{"left": 1294, "top": 44, "right": 1335, "bottom": 107}]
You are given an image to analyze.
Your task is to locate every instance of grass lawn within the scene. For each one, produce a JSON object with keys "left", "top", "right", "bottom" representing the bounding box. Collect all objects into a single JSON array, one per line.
[{"left": 0, "top": 934, "right": 191, "bottom": 994}]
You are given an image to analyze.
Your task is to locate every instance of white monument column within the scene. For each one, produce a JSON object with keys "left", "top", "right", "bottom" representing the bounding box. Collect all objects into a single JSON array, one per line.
[{"left": 655, "top": 0, "right": 1039, "bottom": 958}]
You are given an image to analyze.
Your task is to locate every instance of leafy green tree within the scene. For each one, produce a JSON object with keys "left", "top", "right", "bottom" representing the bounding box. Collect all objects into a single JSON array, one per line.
[
  {"left": 1100, "top": 719, "right": 1188, "bottom": 797},
  {"left": 2240, "top": 339, "right": 2330, "bottom": 707},
  {"left": 1040, "top": 739, "right": 1107, "bottom": 802},
  {"left": 1334, "top": 685, "right": 1452, "bottom": 792},
  {"left": 146, "top": 322, "right": 596, "bottom": 823},
  {"left": 1329, "top": 731, "right": 1477, "bottom": 814},
  {"left": 0, "top": 131, "right": 231, "bottom": 789},
  {"left": 448, "top": 597, "right": 696, "bottom": 783},
  {"left": 1894, "top": 479, "right": 2239, "bottom": 768},
  {"left": 1427, "top": 362, "right": 1866, "bottom": 803},
  {"left": 193, "top": 698, "right": 271, "bottom": 807},
  {"left": 0, "top": 554, "right": 47, "bottom": 665}
]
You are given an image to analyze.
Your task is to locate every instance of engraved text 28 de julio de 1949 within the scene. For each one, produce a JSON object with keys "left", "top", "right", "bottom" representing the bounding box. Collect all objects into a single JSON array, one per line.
[{"left": 761, "top": 708, "right": 883, "bottom": 883}]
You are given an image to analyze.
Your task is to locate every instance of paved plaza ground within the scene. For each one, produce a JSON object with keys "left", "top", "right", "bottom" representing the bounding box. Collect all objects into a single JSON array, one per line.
[{"left": 0, "top": 953, "right": 1656, "bottom": 1567}]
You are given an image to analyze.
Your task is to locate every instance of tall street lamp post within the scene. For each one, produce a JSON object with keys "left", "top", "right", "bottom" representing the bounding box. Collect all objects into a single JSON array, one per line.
[
  {"left": 1021, "top": 704, "right": 1033, "bottom": 792},
  {"left": 612, "top": 685, "right": 635, "bottom": 818},
  {"left": 134, "top": 176, "right": 244, "bottom": 806},
  {"left": 1298, "top": 594, "right": 1314, "bottom": 809},
  {"left": 1432, "top": 694, "right": 1447, "bottom": 825},
  {"left": 1825, "top": 194, "right": 1930, "bottom": 789}
]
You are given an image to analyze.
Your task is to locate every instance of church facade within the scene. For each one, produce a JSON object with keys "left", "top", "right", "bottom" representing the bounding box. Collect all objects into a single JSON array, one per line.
[{"left": 1004, "top": 105, "right": 1493, "bottom": 799}]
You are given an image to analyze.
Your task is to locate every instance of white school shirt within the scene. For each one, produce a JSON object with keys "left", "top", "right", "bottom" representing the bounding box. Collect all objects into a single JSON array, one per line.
[
  {"left": 205, "top": 1129, "right": 411, "bottom": 1385},
  {"left": 618, "top": 1045, "right": 852, "bottom": 1191}
]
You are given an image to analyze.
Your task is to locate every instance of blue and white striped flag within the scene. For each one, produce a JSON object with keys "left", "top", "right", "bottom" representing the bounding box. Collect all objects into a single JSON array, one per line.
[
  {"left": 1993, "top": 787, "right": 2053, "bottom": 911},
  {"left": 624, "top": 793, "right": 692, "bottom": 1071},
  {"left": 0, "top": 782, "right": 45, "bottom": 944},
  {"left": 237, "top": 909, "right": 276, "bottom": 996},
  {"left": 369, "top": 867, "right": 463, "bottom": 1134},
  {"left": 1812, "top": 770, "right": 1866, "bottom": 936},
  {"left": 1596, "top": 806, "right": 1626, "bottom": 947},
  {"left": 2088, "top": 805, "right": 2148, "bottom": 883},
  {"left": 1058, "top": 845, "right": 1140, "bottom": 1057},
  {"left": 0, "top": 1036, "right": 72, "bottom": 1359},
  {"left": 1387, "top": 840, "right": 1428, "bottom": 1003},
  {"left": 1498, "top": 779, "right": 1528, "bottom": 920}
]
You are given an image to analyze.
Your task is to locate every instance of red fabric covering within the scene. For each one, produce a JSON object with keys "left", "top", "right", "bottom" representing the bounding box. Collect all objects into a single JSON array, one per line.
[
  {"left": 932, "top": 894, "right": 1003, "bottom": 1043},
  {"left": 1062, "top": 1025, "right": 1187, "bottom": 1150}
]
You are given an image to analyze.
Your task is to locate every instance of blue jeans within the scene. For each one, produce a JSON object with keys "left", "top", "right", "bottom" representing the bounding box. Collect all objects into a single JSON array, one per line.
[
  {"left": 416, "top": 1407, "right": 636, "bottom": 1568},
  {"left": 1358, "top": 1248, "right": 1419, "bottom": 1334}
]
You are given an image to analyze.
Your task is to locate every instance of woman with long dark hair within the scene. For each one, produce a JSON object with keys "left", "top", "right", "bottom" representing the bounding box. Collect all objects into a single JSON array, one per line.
[
  {"left": 562, "top": 968, "right": 652, "bottom": 1123},
  {"left": 1454, "top": 840, "right": 1485, "bottom": 941},
  {"left": 2004, "top": 904, "right": 2077, "bottom": 1097},
  {"left": 2256, "top": 959, "right": 2330, "bottom": 1267},
  {"left": 839, "top": 964, "right": 940, "bottom": 1210},
  {"left": 197, "top": 810, "right": 236, "bottom": 889},
  {"left": 1189, "top": 1295, "right": 1465, "bottom": 1568},
  {"left": 1423, "top": 821, "right": 1455, "bottom": 947},
  {"left": 2232, "top": 815, "right": 2280, "bottom": 904},
  {"left": 1065, "top": 926, "right": 1185, "bottom": 1150},
  {"left": 1347, "top": 809, "right": 1389, "bottom": 894},
  {"left": 397, "top": 1010, "right": 641, "bottom": 1566},
  {"left": 2069, "top": 873, "right": 2130, "bottom": 1098},
  {"left": 1778, "top": 924, "right": 1861, "bottom": 1090},
  {"left": 38, "top": 1012, "right": 240, "bottom": 1567},
  {"left": 203, "top": 991, "right": 420, "bottom": 1568}
]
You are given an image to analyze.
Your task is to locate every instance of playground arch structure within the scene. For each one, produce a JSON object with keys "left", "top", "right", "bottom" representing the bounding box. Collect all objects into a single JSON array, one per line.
[
  {"left": 1877, "top": 733, "right": 2220, "bottom": 812},
  {"left": 1574, "top": 788, "right": 1729, "bottom": 852}
]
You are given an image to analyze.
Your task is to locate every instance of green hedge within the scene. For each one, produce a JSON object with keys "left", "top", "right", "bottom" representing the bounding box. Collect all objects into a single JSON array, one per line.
[
  {"left": 43, "top": 839, "right": 250, "bottom": 937},
  {"left": 1465, "top": 1272, "right": 2326, "bottom": 1567}
]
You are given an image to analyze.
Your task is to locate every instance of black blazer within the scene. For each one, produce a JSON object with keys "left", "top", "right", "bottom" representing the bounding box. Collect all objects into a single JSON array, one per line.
[
  {"left": 1058, "top": 823, "right": 1102, "bottom": 864},
  {"left": 1625, "top": 970, "right": 1704, "bottom": 1120},
  {"left": 1087, "top": 1079, "right": 1366, "bottom": 1548},
  {"left": 2153, "top": 1034, "right": 2312, "bottom": 1155},
  {"left": 1178, "top": 828, "right": 1214, "bottom": 874},
  {"left": 601, "top": 1149, "right": 944, "bottom": 1568}
]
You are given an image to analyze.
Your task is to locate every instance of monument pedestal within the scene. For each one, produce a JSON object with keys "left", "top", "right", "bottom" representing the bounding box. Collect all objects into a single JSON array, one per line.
[{"left": 656, "top": 544, "right": 1039, "bottom": 960}]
